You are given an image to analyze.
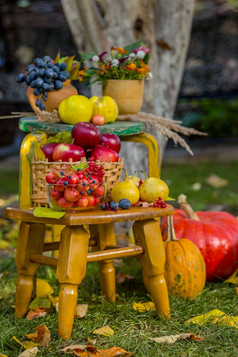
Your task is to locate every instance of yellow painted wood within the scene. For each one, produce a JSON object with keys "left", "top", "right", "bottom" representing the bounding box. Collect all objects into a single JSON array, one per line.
[
  {"left": 19, "top": 132, "right": 47, "bottom": 209},
  {"left": 57, "top": 225, "right": 89, "bottom": 339},
  {"left": 6, "top": 206, "right": 174, "bottom": 339},
  {"left": 90, "top": 223, "right": 116, "bottom": 302},
  {"left": 121, "top": 133, "right": 161, "bottom": 178},
  {"left": 15, "top": 221, "right": 45, "bottom": 317},
  {"left": 133, "top": 219, "right": 170, "bottom": 318}
]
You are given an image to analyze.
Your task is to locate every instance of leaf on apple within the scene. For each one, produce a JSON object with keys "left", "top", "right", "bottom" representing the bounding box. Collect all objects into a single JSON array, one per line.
[{"left": 71, "top": 162, "right": 88, "bottom": 171}]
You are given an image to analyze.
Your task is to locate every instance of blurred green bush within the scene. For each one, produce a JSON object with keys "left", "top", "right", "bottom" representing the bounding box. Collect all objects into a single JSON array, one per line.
[{"left": 176, "top": 98, "right": 238, "bottom": 137}]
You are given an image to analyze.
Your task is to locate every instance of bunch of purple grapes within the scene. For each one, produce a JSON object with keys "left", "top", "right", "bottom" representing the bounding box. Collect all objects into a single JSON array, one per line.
[{"left": 16, "top": 56, "right": 70, "bottom": 111}]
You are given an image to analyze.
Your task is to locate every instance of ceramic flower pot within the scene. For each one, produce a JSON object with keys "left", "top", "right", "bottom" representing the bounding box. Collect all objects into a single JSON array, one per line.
[
  {"left": 102, "top": 79, "right": 144, "bottom": 115},
  {"left": 27, "top": 79, "right": 78, "bottom": 121}
]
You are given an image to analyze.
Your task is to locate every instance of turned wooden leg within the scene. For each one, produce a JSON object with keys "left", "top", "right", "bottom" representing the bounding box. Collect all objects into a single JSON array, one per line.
[
  {"left": 90, "top": 223, "right": 116, "bottom": 302},
  {"left": 15, "top": 221, "right": 45, "bottom": 317},
  {"left": 57, "top": 225, "right": 89, "bottom": 340},
  {"left": 133, "top": 219, "right": 170, "bottom": 318}
]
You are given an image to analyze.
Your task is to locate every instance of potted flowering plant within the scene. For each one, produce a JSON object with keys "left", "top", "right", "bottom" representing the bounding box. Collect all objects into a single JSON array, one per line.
[{"left": 78, "top": 41, "right": 152, "bottom": 114}]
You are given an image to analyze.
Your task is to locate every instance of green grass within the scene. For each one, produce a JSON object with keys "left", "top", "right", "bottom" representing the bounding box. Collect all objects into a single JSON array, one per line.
[
  {"left": 161, "top": 160, "right": 238, "bottom": 214},
  {"left": 0, "top": 255, "right": 237, "bottom": 357},
  {"left": 0, "top": 169, "right": 19, "bottom": 197}
]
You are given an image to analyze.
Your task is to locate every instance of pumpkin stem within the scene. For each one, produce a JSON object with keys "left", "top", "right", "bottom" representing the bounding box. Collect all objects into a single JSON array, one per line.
[
  {"left": 166, "top": 215, "right": 179, "bottom": 242},
  {"left": 178, "top": 194, "right": 200, "bottom": 221}
]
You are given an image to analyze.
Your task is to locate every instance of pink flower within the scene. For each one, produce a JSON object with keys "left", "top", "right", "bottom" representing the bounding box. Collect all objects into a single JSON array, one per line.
[{"left": 133, "top": 46, "right": 150, "bottom": 55}]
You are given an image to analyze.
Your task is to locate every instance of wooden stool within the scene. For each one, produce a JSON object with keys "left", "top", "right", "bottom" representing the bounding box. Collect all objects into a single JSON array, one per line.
[{"left": 4, "top": 205, "right": 174, "bottom": 340}]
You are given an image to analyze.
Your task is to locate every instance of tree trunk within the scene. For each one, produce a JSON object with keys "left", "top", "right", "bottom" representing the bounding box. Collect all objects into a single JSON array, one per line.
[{"left": 61, "top": 0, "right": 195, "bottom": 174}]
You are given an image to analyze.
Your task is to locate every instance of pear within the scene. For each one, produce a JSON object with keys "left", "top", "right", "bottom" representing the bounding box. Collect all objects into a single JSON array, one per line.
[
  {"left": 139, "top": 174, "right": 169, "bottom": 203},
  {"left": 111, "top": 170, "right": 140, "bottom": 205}
]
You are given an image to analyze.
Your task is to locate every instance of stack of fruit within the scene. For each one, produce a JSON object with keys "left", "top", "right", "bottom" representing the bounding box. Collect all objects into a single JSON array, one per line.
[
  {"left": 46, "top": 161, "right": 105, "bottom": 210},
  {"left": 41, "top": 122, "right": 121, "bottom": 163},
  {"left": 104, "top": 171, "right": 170, "bottom": 211}
]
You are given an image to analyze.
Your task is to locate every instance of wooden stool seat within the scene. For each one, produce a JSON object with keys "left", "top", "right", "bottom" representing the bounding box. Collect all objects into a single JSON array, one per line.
[{"left": 4, "top": 205, "right": 174, "bottom": 340}]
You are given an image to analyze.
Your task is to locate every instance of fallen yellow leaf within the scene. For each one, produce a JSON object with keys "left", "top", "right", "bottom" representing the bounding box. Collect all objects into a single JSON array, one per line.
[
  {"left": 132, "top": 301, "right": 155, "bottom": 312},
  {"left": 25, "top": 324, "right": 51, "bottom": 347},
  {"left": 17, "top": 347, "right": 38, "bottom": 357},
  {"left": 75, "top": 304, "right": 88, "bottom": 318},
  {"left": 48, "top": 294, "right": 59, "bottom": 307},
  {"left": 224, "top": 269, "right": 238, "bottom": 285},
  {"left": 60, "top": 344, "right": 133, "bottom": 356},
  {"left": 93, "top": 326, "right": 114, "bottom": 336},
  {"left": 185, "top": 309, "right": 238, "bottom": 328},
  {"left": 36, "top": 279, "right": 54, "bottom": 298},
  {"left": 150, "top": 332, "right": 204, "bottom": 344},
  {"left": 206, "top": 174, "right": 228, "bottom": 188},
  {"left": 29, "top": 297, "right": 51, "bottom": 310},
  {"left": 0, "top": 353, "right": 8, "bottom": 357}
]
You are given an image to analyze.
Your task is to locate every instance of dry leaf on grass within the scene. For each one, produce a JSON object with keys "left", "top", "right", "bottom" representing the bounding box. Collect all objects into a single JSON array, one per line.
[
  {"left": 60, "top": 344, "right": 133, "bottom": 356},
  {"left": 116, "top": 272, "right": 136, "bottom": 283},
  {"left": 0, "top": 354, "right": 8, "bottom": 357},
  {"left": 75, "top": 304, "right": 88, "bottom": 318},
  {"left": 26, "top": 307, "right": 50, "bottom": 320},
  {"left": 150, "top": 332, "right": 204, "bottom": 344},
  {"left": 93, "top": 326, "right": 114, "bottom": 336},
  {"left": 133, "top": 301, "right": 155, "bottom": 312},
  {"left": 205, "top": 174, "right": 228, "bottom": 188},
  {"left": 17, "top": 347, "right": 38, "bottom": 357},
  {"left": 185, "top": 309, "right": 238, "bottom": 328},
  {"left": 25, "top": 324, "right": 51, "bottom": 347},
  {"left": 36, "top": 279, "right": 53, "bottom": 298},
  {"left": 12, "top": 336, "right": 39, "bottom": 350},
  {"left": 224, "top": 269, "right": 238, "bottom": 285}
]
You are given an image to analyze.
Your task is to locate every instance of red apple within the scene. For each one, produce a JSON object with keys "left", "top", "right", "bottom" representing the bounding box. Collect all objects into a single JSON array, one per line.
[
  {"left": 72, "top": 122, "right": 101, "bottom": 149},
  {"left": 87, "top": 195, "right": 97, "bottom": 206},
  {"left": 52, "top": 143, "right": 85, "bottom": 162},
  {"left": 99, "top": 133, "right": 121, "bottom": 153},
  {"left": 58, "top": 197, "right": 74, "bottom": 208},
  {"left": 64, "top": 187, "right": 80, "bottom": 202},
  {"left": 50, "top": 187, "right": 63, "bottom": 200},
  {"left": 75, "top": 196, "right": 88, "bottom": 207},
  {"left": 92, "top": 185, "right": 104, "bottom": 198},
  {"left": 46, "top": 171, "right": 59, "bottom": 184},
  {"left": 41, "top": 142, "right": 58, "bottom": 162},
  {"left": 68, "top": 173, "right": 79, "bottom": 185},
  {"left": 56, "top": 177, "right": 69, "bottom": 192},
  {"left": 90, "top": 145, "right": 119, "bottom": 162}
]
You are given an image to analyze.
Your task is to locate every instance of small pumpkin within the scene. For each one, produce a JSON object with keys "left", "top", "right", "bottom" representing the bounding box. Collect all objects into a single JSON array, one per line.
[
  {"left": 162, "top": 194, "right": 238, "bottom": 281},
  {"left": 164, "top": 215, "right": 206, "bottom": 299}
]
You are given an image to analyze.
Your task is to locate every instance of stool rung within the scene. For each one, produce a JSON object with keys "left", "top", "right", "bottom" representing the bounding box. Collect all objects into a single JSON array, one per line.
[
  {"left": 30, "top": 253, "right": 57, "bottom": 267},
  {"left": 87, "top": 246, "right": 144, "bottom": 262},
  {"left": 30, "top": 246, "right": 144, "bottom": 267},
  {"left": 43, "top": 238, "right": 97, "bottom": 252}
]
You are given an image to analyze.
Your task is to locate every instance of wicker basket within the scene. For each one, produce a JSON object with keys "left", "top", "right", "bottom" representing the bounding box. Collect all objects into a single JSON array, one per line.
[{"left": 31, "top": 157, "right": 124, "bottom": 207}]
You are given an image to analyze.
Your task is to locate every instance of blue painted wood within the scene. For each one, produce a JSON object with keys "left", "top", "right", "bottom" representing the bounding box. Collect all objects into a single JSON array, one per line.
[{"left": 19, "top": 116, "right": 146, "bottom": 136}]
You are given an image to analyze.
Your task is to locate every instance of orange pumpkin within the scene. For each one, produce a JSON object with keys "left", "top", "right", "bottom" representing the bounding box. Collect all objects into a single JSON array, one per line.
[{"left": 164, "top": 215, "right": 206, "bottom": 299}]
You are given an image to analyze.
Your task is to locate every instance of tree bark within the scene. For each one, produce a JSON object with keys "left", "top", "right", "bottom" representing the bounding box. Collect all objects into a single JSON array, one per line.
[{"left": 61, "top": 0, "right": 195, "bottom": 173}]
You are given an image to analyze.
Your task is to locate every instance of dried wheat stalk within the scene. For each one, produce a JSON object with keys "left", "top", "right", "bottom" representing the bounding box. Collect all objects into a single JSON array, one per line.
[{"left": 118, "top": 112, "right": 207, "bottom": 155}]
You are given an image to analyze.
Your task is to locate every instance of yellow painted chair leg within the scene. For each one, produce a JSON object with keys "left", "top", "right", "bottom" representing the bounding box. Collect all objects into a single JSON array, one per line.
[
  {"left": 133, "top": 219, "right": 170, "bottom": 318},
  {"left": 90, "top": 223, "right": 116, "bottom": 302},
  {"left": 15, "top": 221, "right": 45, "bottom": 317},
  {"left": 57, "top": 225, "right": 89, "bottom": 340}
]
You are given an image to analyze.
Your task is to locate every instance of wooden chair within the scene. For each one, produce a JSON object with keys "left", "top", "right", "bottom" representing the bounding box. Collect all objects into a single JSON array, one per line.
[{"left": 4, "top": 205, "right": 174, "bottom": 340}]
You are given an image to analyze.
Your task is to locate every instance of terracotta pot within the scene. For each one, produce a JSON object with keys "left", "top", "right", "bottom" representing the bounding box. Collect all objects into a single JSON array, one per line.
[
  {"left": 102, "top": 79, "right": 144, "bottom": 115},
  {"left": 27, "top": 79, "right": 78, "bottom": 120}
]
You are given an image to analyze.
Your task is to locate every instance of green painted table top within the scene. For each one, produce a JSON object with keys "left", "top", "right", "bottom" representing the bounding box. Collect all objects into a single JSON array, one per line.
[{"left": 19, "top": 116, "right": 146, "bottom": 136}]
